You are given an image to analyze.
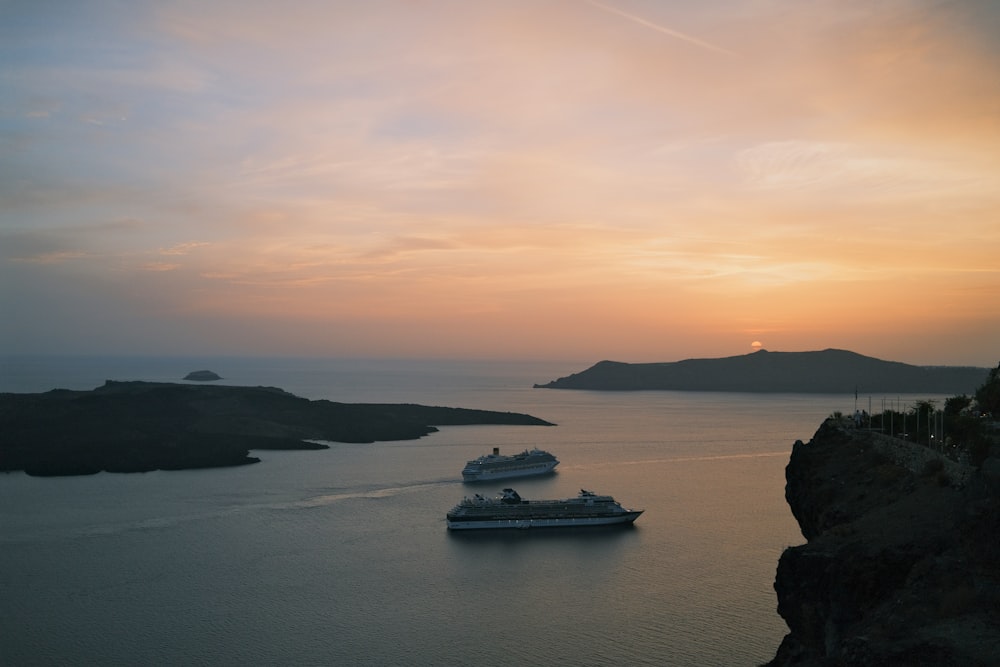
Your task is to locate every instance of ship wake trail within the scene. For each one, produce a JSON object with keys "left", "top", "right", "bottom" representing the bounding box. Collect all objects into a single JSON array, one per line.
[{"left": 287, "top": 479, "right": 461, "bottom": 509}]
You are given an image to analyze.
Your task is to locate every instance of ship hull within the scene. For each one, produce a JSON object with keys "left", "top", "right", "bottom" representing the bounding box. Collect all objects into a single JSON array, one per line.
[
  {"left": 461, "top": 460, "right": 558, "bottom": 482},
  {"left": 446, "top": 510, "right": 643, "bottom": 530}
]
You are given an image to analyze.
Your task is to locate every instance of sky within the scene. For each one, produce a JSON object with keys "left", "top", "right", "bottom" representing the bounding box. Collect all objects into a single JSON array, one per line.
[{"left": 2, "top": 0, "right": 999, "bottom": 366}]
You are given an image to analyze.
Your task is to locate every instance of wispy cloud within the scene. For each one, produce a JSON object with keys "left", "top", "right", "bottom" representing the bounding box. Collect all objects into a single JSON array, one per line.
[
  {"left": 141, "top": 262, "right": 181, "bottom": 272},
  {"left": 1, "top": 0, "right": 998, "bottom": 363},
  {"left": 736, "top": 141, "right": 995, "bottom": 199},
  {"left": 361, "top": 235, "right": 457, "bottom": 261},
  {"left": 10, "top": 250, "right": 88, "bottom": 264},
  {"left": 585, "top": 0, "right": 738, "bottom": 56},
  {"left": 0, "top": 229, "right": 85, "bottom": 263},
  {"left": 158, "top": 242, "right": 209, "bottom": 256}
]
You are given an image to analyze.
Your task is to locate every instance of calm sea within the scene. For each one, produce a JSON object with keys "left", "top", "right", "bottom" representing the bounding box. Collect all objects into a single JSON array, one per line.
[{"left": 0, "top": 356, "right": 950, "bottom": 666}]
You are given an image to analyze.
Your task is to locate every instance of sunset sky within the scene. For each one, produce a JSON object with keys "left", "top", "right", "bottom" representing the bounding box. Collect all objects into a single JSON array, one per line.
[{"left": 2, "top": 0, "right": 998, "bottom": 366}]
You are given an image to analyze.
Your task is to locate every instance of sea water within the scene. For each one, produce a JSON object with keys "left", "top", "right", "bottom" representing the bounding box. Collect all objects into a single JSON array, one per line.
[{"left": 0, "top": 356, "right": 950, "bottom": 666}]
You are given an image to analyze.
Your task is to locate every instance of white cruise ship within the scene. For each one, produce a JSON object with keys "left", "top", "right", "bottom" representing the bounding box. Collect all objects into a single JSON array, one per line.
[{"left": 461, "top": 447, "right": 558, "bottom": 482}]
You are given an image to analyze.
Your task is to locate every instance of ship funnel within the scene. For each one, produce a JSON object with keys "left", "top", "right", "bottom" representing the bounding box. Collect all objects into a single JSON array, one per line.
[{"left": 493, "top": 447, "right": 500, "bottom": 456}]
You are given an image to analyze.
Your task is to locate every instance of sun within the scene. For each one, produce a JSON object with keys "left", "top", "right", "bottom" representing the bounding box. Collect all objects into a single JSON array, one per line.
[{"left": 750, "top": 340, "right": 763, "bottom": 350}]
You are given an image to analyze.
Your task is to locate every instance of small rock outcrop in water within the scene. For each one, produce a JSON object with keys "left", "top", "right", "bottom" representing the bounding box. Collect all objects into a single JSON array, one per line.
[
  {"left": 767, "top": 418, "right": 1000, "bottom": 665},
  {"left": 0, "top": 381, "right": 554, "bottom": 476},
  {"left": 184, "top": 370, "right": 222, "bottom": 381}
]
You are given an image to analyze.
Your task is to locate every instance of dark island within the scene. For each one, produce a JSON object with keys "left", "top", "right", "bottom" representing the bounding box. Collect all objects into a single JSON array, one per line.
[
  {"left": 534, "top": 349, "right": 989, "bottom": 394},
  {"left": 184, "top": 370, "right": 222, "bottom": 381},
  {"left": 767, "top": 418, "right": 1000, "bottom": 665},
  {"left": 0, "top": 381, "right": 554, "bottom": 476}
]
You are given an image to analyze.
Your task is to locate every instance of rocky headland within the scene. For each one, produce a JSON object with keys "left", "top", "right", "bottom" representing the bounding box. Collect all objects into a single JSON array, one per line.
[
  {"left": 768, "top": 418, "right": 1000, "bottom": 665},
  {"left": 0, "top": 381, "right": 553, "bottom": 476},
  {"left": 535, "top": 349, "right": 988, "bottom": 394}
]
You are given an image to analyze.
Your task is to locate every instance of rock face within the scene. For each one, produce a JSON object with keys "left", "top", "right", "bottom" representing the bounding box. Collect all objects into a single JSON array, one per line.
[
  {"left": 768, "top": 419, "right": 1000, "bottom": 665},
  {"left": 0, "top": 381, "right": 554, "bottom": 476},
  {"left": 534, "top": 349, "right": 989, "bottom": 394}
]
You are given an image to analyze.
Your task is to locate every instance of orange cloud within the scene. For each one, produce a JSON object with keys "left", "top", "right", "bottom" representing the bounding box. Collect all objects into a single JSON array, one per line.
[{"left": 2, "top": 1, "right": 997, "bottom": 364}]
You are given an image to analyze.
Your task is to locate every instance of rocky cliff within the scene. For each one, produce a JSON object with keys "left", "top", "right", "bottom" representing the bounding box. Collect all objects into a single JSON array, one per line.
[{"left": 767, "top": 419, "right": 1000, "bottom": 665}]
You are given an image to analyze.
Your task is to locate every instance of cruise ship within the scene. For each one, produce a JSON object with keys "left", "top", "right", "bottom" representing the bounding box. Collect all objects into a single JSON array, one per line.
[
  {"left": 446, "top": 488, "right": 643, "bottom": 530},
  {"left": 461, "top": 447, "right": 558, "bottom": 482}
]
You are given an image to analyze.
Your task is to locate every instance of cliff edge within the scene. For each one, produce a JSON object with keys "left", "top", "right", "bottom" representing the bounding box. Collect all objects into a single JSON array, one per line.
[{"left": 768, "top": 419, "right": 1000, "bottom": 666}]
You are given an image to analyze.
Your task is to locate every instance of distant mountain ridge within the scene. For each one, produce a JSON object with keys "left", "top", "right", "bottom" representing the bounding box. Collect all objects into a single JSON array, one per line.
[{"left": 534, "top": 349, "right": 990, "bottom": 394}]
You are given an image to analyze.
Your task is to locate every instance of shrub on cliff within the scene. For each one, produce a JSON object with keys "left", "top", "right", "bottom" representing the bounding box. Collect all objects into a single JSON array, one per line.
[
  {"left": 974, "top": 361, "right": 1000, "bottom": 416},
  {"left": 945, "top": 394, "right": 972, "bottom": 415}
]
